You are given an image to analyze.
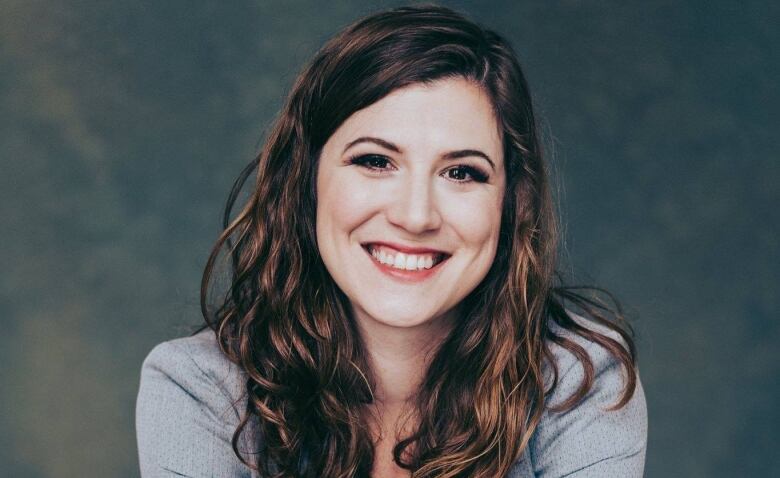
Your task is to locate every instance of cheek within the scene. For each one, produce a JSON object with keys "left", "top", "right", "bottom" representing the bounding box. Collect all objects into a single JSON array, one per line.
[
  {"left": 444, "top": 194, "right": 503, "bottom": 248},
  {"left": 316, "top": 174, "right": 377, "bottom": 235}
]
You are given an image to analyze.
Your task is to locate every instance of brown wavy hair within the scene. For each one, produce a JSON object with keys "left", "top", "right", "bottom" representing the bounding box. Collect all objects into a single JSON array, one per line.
[{"left": 198, "top": 4, "right": 638, "bottom": 477}]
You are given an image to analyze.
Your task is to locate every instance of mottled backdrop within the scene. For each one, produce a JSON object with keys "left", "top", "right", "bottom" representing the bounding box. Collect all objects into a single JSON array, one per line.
[{"left": 1, "top": 0, "right": 777, "bottom": 476}]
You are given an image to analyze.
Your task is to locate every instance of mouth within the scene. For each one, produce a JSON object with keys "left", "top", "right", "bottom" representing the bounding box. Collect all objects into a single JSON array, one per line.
[{"left": 361, "top": 243, "right": 451, "bottom": 281}]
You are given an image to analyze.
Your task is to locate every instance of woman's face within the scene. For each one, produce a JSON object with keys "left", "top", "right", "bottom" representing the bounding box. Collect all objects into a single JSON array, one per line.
[{"left": 316, "top": 77, "right": 505, "bottom": 333}]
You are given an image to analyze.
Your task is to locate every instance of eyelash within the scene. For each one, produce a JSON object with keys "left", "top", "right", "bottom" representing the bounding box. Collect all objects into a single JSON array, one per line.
[{"left": 348, "top": 154, "right": 490, "bottom": 184}]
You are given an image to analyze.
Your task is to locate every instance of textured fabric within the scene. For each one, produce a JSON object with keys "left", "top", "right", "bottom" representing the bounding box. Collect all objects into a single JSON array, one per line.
[
  {"left": 135, "top": 330, "right": 259, "bottom": 477},
  {"left": 136, "top": 318, "right": 647, "bottom": 477},
  {"left": 517, "top": 320, "right": 648, "bottom": 477}
]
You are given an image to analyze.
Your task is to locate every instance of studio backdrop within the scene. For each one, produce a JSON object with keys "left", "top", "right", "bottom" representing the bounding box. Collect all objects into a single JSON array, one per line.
[{"left": 0, "top": 1, "right": 776, "bottom": 477}]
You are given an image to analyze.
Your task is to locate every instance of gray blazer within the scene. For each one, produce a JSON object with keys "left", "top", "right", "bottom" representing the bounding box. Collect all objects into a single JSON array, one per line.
[{"left": 136, "top": 320, "right": 647, "bottom": 477}]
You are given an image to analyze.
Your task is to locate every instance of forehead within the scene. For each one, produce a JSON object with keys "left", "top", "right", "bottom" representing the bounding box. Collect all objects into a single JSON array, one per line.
[{"left": 323, "top": 78, "right": 503, "bottom": 163}]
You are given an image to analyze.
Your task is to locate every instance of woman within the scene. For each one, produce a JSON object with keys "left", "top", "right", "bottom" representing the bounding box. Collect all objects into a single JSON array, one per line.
[{"left": 136, "top": 4, "right": 647, "bottom": 477}]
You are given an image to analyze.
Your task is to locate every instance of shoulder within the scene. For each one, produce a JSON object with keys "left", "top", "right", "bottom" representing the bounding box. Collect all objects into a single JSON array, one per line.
[
  {"left": 135, "top": 329, "right": 258, "bottom": 477},
  {"left": 543, "top": 313, "right": 634, "bottom": 406},
  {"left": 529, "top": 312, "right": 648, "bottom": 477},
  {"left": 138, "top": 328, "right": 247, "bottom": 408}
]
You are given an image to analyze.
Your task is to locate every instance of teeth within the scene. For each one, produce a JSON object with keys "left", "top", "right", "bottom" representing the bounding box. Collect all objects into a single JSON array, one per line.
[{"left": 368, "top": 245, "right": 442, "bottom": 271}]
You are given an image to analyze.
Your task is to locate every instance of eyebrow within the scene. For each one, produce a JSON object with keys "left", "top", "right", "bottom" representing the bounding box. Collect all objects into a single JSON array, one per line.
[{"left": 343, "top": 136, "right": 496, "bottom": 171}]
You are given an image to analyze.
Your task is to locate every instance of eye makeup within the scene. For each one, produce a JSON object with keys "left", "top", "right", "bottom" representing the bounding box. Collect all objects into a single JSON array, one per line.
[{"left": 347, "top": 153, "right": 491, "bottom": 184}]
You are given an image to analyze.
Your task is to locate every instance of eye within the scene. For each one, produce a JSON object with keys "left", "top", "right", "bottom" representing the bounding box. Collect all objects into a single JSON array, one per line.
[
  {"left": 445, "top": 165, "right": 490, "bottom": 183},
  {"left": 348, "top": 154, "right": 393, "bottom": 172}
]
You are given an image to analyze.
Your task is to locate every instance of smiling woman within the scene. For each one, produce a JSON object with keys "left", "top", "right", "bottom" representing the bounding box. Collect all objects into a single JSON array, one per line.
[{"left": 136, "top": 4, "right": 647, "bottom": 478}]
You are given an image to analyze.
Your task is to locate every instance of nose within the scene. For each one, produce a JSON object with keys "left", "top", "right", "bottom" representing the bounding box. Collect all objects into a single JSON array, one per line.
[{"left": 385, "top": 174, "right": 443, "bottom": 234}]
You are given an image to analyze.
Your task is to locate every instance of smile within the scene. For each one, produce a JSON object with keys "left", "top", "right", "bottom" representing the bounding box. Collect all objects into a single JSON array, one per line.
[{"left": 362, "top": 243, "right": 450, "bottom": 282}]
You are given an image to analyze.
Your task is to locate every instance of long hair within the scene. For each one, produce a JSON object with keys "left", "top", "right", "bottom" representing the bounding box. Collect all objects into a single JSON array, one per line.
[{"left": 199, "top": 4, "right": 638, "bottom": 477}]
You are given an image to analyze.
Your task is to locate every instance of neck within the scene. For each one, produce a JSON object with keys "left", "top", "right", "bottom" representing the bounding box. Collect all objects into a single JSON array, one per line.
[{"left": 354, "top": 308, "right": 457, "bottom": 407}]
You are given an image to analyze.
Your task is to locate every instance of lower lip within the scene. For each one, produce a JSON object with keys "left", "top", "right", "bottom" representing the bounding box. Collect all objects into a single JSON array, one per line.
[{"left": 363, "top": 247, "right": 448, "bottom": 283}]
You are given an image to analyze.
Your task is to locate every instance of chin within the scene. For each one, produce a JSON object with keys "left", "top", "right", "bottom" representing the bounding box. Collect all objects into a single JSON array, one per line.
[
  {"left": 359, "top": 300, "right": 446, "bottom": 329},
  {"left": 374, "top": 315, "right": 431, "bottom": 329}
]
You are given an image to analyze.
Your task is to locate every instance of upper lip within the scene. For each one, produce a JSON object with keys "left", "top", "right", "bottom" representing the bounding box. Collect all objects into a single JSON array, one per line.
[{"left": 362, "top": 241, "right": 450, "bottom": 256}]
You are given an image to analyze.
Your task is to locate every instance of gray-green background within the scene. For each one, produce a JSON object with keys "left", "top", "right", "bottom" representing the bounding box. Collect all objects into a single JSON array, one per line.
[{"left": 1, "top": 1, "right": 777, "bottom": 476}]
